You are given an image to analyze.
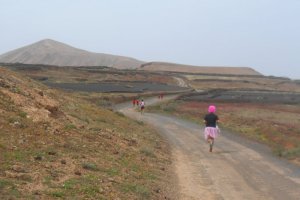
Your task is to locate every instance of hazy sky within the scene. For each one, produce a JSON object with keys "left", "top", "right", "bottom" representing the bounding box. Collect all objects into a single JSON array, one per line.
[{"left": 1, "top": 0, "right": 300, "bottom": 79}]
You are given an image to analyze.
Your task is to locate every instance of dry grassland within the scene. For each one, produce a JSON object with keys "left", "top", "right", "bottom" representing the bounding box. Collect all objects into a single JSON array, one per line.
[{"left": 0, "top": 67, "right": 173, "bottom": 199}]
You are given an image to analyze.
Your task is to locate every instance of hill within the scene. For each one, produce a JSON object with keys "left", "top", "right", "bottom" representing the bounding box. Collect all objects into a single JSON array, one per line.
[
  {"left": 140, "top": 62, "right": 262, "bottom": 75},
  {"left": 0, "top": 39, "right": 144, "bottom": 69},
  {"left": 0, "top": 67, "right": 173, "bottom": 199},
  {"left": 0, "top": 39, "right": 263, "bottom": 76}
]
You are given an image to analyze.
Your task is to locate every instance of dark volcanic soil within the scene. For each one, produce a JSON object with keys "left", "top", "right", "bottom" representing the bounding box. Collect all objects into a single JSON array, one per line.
[
  {"left": 44, "top": 82, "right": 188, "bottom": 93},
  {"left": 181, "top": 90, "right": 300, "bottom": 104}
]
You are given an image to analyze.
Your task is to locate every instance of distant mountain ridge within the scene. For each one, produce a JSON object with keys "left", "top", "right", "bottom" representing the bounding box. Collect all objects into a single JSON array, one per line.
[
  {"left": 0, "top": 39, "right": 261, "bottom": 75},
  {"left": 0, "top": 39, "right": 144, "bottom": 69},
  {"left": 140, "top": 62, "right": 262, "bottom": 76}
]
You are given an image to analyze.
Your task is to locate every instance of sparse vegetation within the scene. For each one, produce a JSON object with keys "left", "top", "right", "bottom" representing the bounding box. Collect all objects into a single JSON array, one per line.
[
  {"left": 64, "top": 123, "right": 76, "bottom": 130},
  {"left": 0, "top": 67, "right": 173, "bottom": 199},
  {"left": 82, "top": 163, "right": 99, "bottom": 171},
  {"left": 120, "top": 182, "right": 150, "bottom": 199},
  {"left": 140, "top": 147, "right": 156, "bottom": 158},
  {"left": 3, "top": 59, "right": 300, "bottom": 199}
]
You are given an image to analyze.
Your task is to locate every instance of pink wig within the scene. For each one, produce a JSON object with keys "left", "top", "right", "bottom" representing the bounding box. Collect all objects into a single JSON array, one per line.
[{"left": 208, "top": 105, "right": 216, "bottom": 113}]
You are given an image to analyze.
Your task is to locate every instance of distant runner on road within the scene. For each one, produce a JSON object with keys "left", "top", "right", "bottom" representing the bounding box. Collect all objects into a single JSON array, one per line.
[
  {"left": 204, "top": 105, "right": 220, "bottom": 152},
  {"left": 140, "top": 99, "right": 145, "bottom": 114},
  {"left": 158, "top": 93, "right": 164, "bottom": 99}
]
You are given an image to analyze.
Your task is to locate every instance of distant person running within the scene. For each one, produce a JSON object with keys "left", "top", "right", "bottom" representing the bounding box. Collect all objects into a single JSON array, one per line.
[
  {"left": 132, "top": 99, "right": 136, "bottom": 107},
  {"left": 204, "top": 105, "right": 220, "bottom": 152},
  {"left": 158, "top": 93, "right": 164, "bottom": 99},
  {"left": 140, "top": 99, "right": 145, "bottom": 114}
]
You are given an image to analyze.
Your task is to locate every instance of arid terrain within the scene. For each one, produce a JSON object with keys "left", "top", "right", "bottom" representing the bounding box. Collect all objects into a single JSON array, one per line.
[
  {"left": 120, "top": 96, "right": 300, "bottom": 200},
  {"left": 1, "top": 59, "right": 300, "bottom": 199},
  {"left": 140, "top": 62, "right": 261, "bottom": 75},
  {"left": 183, "top": 74, "right": 300, "bottom": 92},
  {"left": 148, "top": 93, "right": 300, "bottom": 165},
  {"left": 0, "top": 67, "right": 175, "bottom": 199},
  {"left": 0, "top": 39, "right": 144, "bottom": 69},
  {"left": 3, "top": 63, "right": 300, "bottom": 162},
  {"left": 0, "top": 39, "right": 266, "bottom": 77}
]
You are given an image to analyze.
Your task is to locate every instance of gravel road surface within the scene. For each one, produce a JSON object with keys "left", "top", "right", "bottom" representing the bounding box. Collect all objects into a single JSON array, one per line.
[{"left": 118, "top": 96, "right": 300, "bottom": 200}]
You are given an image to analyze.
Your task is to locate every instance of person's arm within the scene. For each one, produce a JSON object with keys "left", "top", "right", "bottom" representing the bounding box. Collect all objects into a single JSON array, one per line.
[
  {"left": 204, "top": 115, "right": 207, "bottom": 125},
  {"left": 215, "top": 116, "right": 220, "bottom": 129}
]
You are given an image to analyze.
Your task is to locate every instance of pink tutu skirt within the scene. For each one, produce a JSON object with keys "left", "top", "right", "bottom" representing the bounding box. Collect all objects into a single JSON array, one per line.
[{"left": 204, "top": 127, "right": 220, "bottom": 140}]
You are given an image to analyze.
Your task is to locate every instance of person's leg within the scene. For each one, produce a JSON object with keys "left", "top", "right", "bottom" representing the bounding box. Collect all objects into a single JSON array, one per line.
[
  {"left": 141, "top": 107, "right": 144, "bottom": 114},
  {"left": 207, "top": 136, "right": 214, "bottom": 152},
  {"left": 209, "top": 138, "right": 214, "bottom": 152}
]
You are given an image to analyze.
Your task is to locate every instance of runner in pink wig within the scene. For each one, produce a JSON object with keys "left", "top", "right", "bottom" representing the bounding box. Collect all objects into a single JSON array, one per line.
[
  {"left": 204, "top": 105, "right": 220, "bottom": 152},
  {"left": 208, "top": 105, "right": 216, "bottom": 113}
]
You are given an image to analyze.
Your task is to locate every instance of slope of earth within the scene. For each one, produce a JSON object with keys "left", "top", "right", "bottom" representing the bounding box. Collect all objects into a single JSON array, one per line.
[
  {"left": 0, "top": 39, "right": 144, "bottom": 69},
  {"left": 0, "top": 67, "right": 174, "bottom": 199},
  {"left": 140, "top": 62, "right": 261, "bottom": 75}
]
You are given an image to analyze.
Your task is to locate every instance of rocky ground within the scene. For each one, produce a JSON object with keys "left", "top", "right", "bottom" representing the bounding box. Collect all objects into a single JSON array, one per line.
[{"left": 0, "top": 67, "right": 174, "bottom": 199}]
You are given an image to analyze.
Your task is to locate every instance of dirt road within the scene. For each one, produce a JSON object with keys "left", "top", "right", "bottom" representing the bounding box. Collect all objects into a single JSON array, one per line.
[{"left": 118, "top": 96, "right": 300, "bottom": 200}]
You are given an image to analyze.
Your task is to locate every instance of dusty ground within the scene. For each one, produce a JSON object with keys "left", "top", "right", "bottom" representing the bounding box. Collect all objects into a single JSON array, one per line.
[
  {"left": 0, "top": 68, "right": 174, "bottom": 199},
  {"left": 149, "top": 97, "right": 300, "bottom": 163},
  {"left": 119, "top": 96, "right": 300, "bottom": 200},
  {"left": 3, "top": 64, "right": 300, "bottom": 199}
]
